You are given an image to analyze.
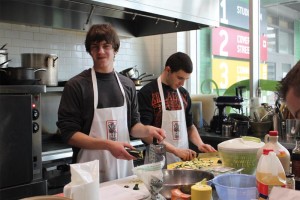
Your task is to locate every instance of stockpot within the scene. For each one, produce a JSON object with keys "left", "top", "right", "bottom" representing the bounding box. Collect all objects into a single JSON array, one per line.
[{"left": 21, "top": 53, "right": 58, "bottom": 86}]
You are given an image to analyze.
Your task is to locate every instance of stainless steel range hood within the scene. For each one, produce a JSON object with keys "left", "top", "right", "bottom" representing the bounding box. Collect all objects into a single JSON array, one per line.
[{"left": 0, "top": 0, "right": 219, "bottom": 37}]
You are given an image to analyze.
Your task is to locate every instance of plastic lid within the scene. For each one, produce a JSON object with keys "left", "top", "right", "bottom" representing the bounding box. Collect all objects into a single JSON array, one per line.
[
  {"left": 218, "top": 137, "right": 265, "bottom": 151},
  {"left": 263, "top": 148, "right": 273, "bottom": 155},
  {"left": 269, "top": 131, "right": 278, "bottom": 136}
]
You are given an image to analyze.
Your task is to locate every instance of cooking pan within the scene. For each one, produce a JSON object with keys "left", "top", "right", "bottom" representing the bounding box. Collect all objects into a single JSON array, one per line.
[
  {"left": 0, "top": 67, "right": 46, "bottom": 84},
  {"left": 132, "top": 78, "right": 156, "bottom": 86},
  {"left": 131, "top": 74, "right": 155, "bottom": 86},
  {"left": 119, "top": 67, "right": 138, "bottom": 78}
]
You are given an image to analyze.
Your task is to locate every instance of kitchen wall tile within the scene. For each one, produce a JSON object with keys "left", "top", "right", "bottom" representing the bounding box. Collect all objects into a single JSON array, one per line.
[
  {"left": 11, "top": 24, "right": 27, "bottom": 32},
  {"left": 33, "top": 32, "right": 47, "bottom": 41},
  {"left": 26, "top": 26, "right": 40, "bottom": 33},
  {"left": 39, "top": 27, "right": 53, "bottom": 34},
  {"left": 5, "top": 30, "right": 19, "bottom": 39},
  {"left": 20, "top": 31, "right": 33, "bottom": 40},
  {"left": 0, "top": 22, "right": 168, "bottom": 81}
]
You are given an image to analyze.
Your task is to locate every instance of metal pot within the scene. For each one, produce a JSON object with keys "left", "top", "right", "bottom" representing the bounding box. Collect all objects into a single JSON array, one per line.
[
  {"left": 21, "top": 53, "right": 58, "bottom": 86},
  {"left": 0, "top": 67, "right": 46, "bottom": 84}
]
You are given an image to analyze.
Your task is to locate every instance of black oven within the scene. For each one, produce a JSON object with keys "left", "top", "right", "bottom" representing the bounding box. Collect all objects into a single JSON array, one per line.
[{"left": 0, "top": 85, "right": 47, "bottom": 200}]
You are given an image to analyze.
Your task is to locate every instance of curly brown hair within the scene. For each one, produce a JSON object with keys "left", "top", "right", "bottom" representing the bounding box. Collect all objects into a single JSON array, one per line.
[
  {"left": 85, "top": 24, "right": 120, "bottom": 54},
  {"left": 278, "top": 60, "right": 300, "bottom": 100}
]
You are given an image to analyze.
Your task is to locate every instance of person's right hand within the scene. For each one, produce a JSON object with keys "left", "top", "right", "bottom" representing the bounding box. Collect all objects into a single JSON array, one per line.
[
  {"left": 107, "top": 141, "right": 136, "bottom": 160},
  {"left": 175, "top": 148, "right": 197, "bottom": 161}
]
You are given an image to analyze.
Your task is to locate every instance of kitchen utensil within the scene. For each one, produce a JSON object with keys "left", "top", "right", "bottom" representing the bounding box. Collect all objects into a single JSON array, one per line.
[
  {"left": 217, "top": 137, "right": 265, "bottom": 174},
  {"left": 1, "top": 67, "right": 46, "bottom": 81},
  {"left": 145, "top": 138, "right": 167, "bottom": 169},
  {"left": 210, "top": 173, "right": 257, "bottom": 200},
  {"left": 160, "top": 169, "right": 214, "bottom": 199},
  {"left": 148, "top": 138, "right": 157, "bottom": 163},
  {"left": 249, "top": 120, "right": 273, "bottom": 137},
  {"left": 119, "top": 67, "right": 137, "bottom": 78},
  {"left": 137, "top": 72, "right": 146, "bottom": 79},
  {"left": 0, "top": 43, "right": 7, "bottom": 50},
  {"left": 21, "top": 53, "right": 58, "bottom": 86}
]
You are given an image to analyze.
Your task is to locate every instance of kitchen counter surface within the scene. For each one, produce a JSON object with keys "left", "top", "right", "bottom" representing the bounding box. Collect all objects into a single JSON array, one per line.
[{"left": 99, "top": 175, "right": 219, "bottom": 200}]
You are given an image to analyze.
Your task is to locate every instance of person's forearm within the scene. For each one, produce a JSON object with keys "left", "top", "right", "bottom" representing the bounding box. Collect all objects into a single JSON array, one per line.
[
  {"left": 163, "top": 140, "right": 177, "bottom": 154},
  {"left": 68, "top": 131, "right": 112, "bottom": 150},
  {"left": 130, "top": 123, "right": 149, "bottom": 138}
]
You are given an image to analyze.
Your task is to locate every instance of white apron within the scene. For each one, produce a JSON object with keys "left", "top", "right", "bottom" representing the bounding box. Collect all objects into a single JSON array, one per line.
[
  {"left": 158, "top": 76, "right": 189, "bottom": 164},
  {"left": 77, "top": 68, "right": 133, "bottom": 183}
]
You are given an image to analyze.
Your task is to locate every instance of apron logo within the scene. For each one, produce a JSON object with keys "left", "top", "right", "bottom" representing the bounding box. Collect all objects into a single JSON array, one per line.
[
  {"left": 107, "top": 120, "right": 118, "bottom": 141},
  {"left": 172, "top": 121, "right": 180, "bottom": 140}
]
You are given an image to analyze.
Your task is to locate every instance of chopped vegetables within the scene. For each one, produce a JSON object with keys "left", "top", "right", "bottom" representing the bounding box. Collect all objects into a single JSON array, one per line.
[{"left": 173, "top": 157, "right": 215, "bottom": 170}]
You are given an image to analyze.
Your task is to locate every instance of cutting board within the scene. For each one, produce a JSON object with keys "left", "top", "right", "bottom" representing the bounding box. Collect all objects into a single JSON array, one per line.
[
  {"left": 167, "top": 152, "right": 221, "bottom": 169},
  {"left": 167, "top": 152, "right": 236, "bottom": 175}
]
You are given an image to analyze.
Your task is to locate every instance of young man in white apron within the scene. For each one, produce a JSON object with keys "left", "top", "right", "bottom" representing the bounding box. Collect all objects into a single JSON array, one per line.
[
  {"left": 57, "top": 24, "right": 166, "bottom": 183},
  {"left": 138, "top": 52, "right": 216, "bottom": 164}
]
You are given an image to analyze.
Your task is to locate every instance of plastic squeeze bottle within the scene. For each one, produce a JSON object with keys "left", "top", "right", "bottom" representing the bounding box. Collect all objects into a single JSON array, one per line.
[
  {"left": 256, "top": 149, "right": 286, "bottom": 200},
  {"left": 256, "top": 130, "right": 291, "bottom": 174}
]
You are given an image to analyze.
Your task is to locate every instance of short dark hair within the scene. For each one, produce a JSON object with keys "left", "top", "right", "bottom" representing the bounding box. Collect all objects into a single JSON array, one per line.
[
  {"left": 85, "top": 24, "right": 120, "bottom": 53},
  {"left": 279, "top": 60, "right": 300, "bottom": 100},
  {"left": 165, "top": 52, "right": 193, "bottom": 73}
]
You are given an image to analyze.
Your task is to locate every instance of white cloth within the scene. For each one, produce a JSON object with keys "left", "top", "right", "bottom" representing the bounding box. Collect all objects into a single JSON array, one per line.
[
  {"left": 157, "top": 76, "right": 189, "bottom": 164},
  {"left": 269, "top": 187, "right": 300, "bottom": 200},
  {"left": 77, "top": 68, "right": 133, "bottom": 182}
]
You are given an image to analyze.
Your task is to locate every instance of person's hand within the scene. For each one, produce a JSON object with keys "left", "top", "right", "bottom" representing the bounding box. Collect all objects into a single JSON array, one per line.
[
  {"left": 107, "top": 141, "right": 136, "bottom": 160},
  {"left": 175, "top": 148, "right": 197, "bottom": 161},
  {"left": 146, "top": 125, "right": 166, "bottom": 143},
  {"left": 198, "top": 143, "right": 217, "bottom": 153}
]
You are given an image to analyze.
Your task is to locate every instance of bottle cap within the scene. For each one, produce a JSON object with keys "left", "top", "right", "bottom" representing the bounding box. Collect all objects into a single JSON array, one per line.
[
  {"left": 263, "top": 148, "right": 273, "bottom": 155},
  {"left": 269, "top": 130, "right": 278, "bottom": 136}
]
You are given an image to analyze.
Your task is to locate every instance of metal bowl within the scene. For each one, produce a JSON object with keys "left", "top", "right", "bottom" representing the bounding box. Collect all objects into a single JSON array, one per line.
[{"left": 160, "top": 169, "right": 214, "bottom": 199}]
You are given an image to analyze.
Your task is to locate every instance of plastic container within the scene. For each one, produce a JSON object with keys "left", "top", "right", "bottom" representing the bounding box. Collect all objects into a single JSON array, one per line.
[
  {"left": 218, "top": 136, "right": 265, "bottom": 174},
  {"left": 256, "top": 149, "right": 286, "bottom": 200},
  {"left": 256, "top": 130, "right": 291, "bottom": 174},
  {"left": 211, "top": 173, "right": 257, "bottom": 200}
]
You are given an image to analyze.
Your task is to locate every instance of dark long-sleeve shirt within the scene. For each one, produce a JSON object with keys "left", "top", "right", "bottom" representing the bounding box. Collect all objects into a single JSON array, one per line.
[
  {"left": 57, "top": 68, "right": 140, "bottom": 162},
  {"left": 137, "top": 79, "right": 193, "bottom": 128}
]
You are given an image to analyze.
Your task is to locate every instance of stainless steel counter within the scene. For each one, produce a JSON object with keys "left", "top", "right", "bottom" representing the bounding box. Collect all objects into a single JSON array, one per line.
[{"left": 0, "top": 84, "right": 46, "bottom": 93}]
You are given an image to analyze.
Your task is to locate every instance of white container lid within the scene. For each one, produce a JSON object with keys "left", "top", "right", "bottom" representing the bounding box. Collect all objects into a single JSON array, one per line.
[{"left": 218, "top": 137, "right": 265, "bottom": 152}]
